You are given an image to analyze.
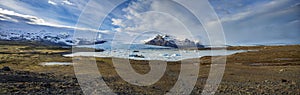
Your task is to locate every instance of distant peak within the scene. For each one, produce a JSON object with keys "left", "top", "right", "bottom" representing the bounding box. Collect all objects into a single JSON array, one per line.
[{"left": 145, "top": 34, "right": 204, "bottom": 48}]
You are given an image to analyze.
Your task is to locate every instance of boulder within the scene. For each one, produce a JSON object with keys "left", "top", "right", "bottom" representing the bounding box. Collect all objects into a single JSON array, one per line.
[{"left": 2, "top": 66, "right": 11, "bottom": 71}]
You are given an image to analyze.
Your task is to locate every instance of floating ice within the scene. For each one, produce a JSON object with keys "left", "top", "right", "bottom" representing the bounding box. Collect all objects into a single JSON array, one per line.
[
  {"left": 40, "top": 62, "right": 73, "bottom": 66},
  {"left": 64, "top": 49, "right": 246, "bottom": 61},
  {"left": 171, "top": 54, "right": 181, "bottom": 57}
]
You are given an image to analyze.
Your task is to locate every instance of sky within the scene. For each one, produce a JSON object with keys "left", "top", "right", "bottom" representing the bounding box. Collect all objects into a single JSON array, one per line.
[{"left": 0, "top": 0, "right": 299, "bottom": 46}]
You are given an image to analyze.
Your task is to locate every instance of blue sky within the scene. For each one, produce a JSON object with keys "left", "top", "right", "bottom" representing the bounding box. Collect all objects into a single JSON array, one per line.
[{"left": 0, "top": 0, "right": 299, "bottom": 45}]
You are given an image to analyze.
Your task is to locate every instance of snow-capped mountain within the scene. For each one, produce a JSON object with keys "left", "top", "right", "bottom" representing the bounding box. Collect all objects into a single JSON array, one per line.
[
  {"left": 0, "top": 8, "right": 111, "bottom": 46},
  {"left": 145, "top": 34, "right": 204, "bottom": 48}
]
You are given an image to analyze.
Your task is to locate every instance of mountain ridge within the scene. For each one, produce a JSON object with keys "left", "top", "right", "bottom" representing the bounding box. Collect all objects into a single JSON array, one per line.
[{"left": 145, "top": 34, "right": 204, "bottom": 48}]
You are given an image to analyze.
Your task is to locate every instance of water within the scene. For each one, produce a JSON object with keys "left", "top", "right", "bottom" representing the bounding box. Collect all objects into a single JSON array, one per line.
[{"left": 64, "top": 49, "right": 246, "bottom": 61}]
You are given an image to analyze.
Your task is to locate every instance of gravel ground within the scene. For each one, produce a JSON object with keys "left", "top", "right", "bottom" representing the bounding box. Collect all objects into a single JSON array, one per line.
[{"left": 0, "top": 42, "right": 299, "bottom": 94}]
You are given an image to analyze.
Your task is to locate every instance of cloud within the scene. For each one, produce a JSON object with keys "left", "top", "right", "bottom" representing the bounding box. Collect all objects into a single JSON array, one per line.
[
  {"left": 0, "top": 0, "right": 112, "bottom": 28},
  {"left": 48, "top": 0, "right": 57, "bottom": 5},
  {"left": 109, "top": 0, "right": 207, "bottom": 44},
  {"left": 219, "top": 0, "right": 296, "bottom": 22},
  {"left": 0, "top": 0, "right": 78, "bottom": 26},
  {"left": 0, "top": 8, "right": 111, "bottom": 34},
  {"left": 47, "top": 0, "right": 73, "bottom": 6},
  {"left": 217, "top": 0, "right": 300, "bottom": 45},
  {"left": 62, "top": 0, "right": 74, "bottom": 5},
  {"left": 0, "top": 8, "right": 45, "bottom": 24},
  {"left": 111, "top": 18, "right": 125, "bottom": 27}
]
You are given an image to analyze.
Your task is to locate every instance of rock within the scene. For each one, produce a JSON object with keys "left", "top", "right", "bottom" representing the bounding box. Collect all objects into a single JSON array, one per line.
[
  {"left": 279, "top": 69, "right": 285, "bottom": 72},
  {"left": 2, "top": 66, "right": 11, "bottom": 71},
  {"left": 281, "top": 79, "right": 288, "bottom": 83},
  {"left": 129, "top": 54, "right": 145, "bottom": 58}
]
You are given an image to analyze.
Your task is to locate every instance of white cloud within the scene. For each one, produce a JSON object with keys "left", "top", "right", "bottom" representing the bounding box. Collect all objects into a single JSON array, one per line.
[
  {"left": 62, "top": 0, "right": 73, "bottom": 5},
  {"left": 0, "top": 8, "right": 111, "bottom": 34},
  {"left": 111, "top": 18, "right": 125, "bottom": 27},
  {"left": 289, "top": 20, "right": 299, "bottom": 24},
  {"left": 48, "top": 0, "right": 57, "bottom": 5},
  {"left": 114, "top": 28, "right": 122, "bottom": 32},
  {"left": 220, "top": 0, "right": 293, "bottom": 22},
  {"left": 219, "top": 0, "right": 300, "bottom": 45},
  {"left": 0, "top": 0, "right": 118, "bottom": 28},
  {"left": 0, "top": 8, "right": 45, "bottom": 24},
  {"left": 0, "top": 0, "right": 72, "bottom": 26}
]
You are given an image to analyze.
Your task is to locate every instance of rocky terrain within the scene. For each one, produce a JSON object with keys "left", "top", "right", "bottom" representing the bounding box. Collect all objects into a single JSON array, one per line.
[
  {"left": 0, "top": 67, "right": 82, "bottom": 94},
  {"left": 0, "top": 40, "right": 299, "bottom": 94}
]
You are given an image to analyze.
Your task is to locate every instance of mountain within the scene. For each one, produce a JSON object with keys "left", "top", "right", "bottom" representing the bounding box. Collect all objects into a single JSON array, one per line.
[{"left": 145, "top": 35, "right": 204, "bottom": 48}]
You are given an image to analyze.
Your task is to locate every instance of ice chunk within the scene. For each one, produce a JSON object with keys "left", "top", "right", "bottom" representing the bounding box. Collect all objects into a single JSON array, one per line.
[
  {"left": 160, "top": 54, "right": 170, "bottom": 57},
  {"left": 40, "top": 62, "right": 72, "bottom": 66},
  {"left": 171, "top": 54, "right": 181, "bottom": 57}
]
